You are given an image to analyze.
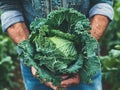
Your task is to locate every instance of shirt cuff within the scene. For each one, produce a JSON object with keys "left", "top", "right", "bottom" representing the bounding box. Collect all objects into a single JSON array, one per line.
[
  {"left": 1, "top": 10, "right": 24, "bottom": 32},
  {"left": 89, "top": 3, "right": 114, "bottom": 20}
]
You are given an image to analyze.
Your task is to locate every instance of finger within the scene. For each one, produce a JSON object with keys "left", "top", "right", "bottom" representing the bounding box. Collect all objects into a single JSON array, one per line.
[
  {"left": 61, "top": 75, "right": 70, "bottom": 80},
  {"left": 61, "top": 74, "right": 80, "bottom": 86},
  {"left": 44, "top": 82, "right": 58, "bottom": 90},
  {"left": 31, "top": 66, "right": 37, "bottom": 76},
  {"left": 58, "top": 85, "right": 67, "bottom": 88}
]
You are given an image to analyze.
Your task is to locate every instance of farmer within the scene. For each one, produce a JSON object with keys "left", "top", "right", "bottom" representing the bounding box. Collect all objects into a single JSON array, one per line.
[{"left": 0, "top": 0, "right": 114, "bottom": 90}]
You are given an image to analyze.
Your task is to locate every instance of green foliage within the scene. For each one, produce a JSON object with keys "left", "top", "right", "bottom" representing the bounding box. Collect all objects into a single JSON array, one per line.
[
  {"left": 100, "top": 0, "right": 120, "bottom": 50},
  {"left": 101, "top": 47, "right": 120, "bottom": 90},
  {"left": 18, "top": 8, "right": 101, "bottom": 85},
  {"left": 0, "top": 25, "right": 18, "bottom": 90},
  {"left": 100, "top": 1, "right": 120, "bottom": 90}
]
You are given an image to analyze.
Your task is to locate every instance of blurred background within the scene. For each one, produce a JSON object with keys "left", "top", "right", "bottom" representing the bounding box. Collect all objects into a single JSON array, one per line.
[{"left": 0, "top": 0, "right": 120, "bottom": 90}]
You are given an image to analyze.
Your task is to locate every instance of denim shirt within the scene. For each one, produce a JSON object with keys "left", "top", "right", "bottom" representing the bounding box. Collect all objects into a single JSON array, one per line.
[{"left": 0, "top": 0, "right": 114, "bottom": 32}]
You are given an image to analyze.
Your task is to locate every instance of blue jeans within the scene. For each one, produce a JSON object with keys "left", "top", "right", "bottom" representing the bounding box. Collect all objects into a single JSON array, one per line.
[{"left": 20, "top": 59, "right": 102, "bottom": 90}]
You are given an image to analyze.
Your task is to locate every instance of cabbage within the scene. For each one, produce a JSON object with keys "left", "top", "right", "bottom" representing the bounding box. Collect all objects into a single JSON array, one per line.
[{"left": 18, "top": 8, "right": 100, "bottom": 85}]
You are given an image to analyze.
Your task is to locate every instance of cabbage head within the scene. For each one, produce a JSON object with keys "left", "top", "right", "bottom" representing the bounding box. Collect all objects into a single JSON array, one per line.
[{"left": 18, "top": 8, "right": 101, "bottom": 85}]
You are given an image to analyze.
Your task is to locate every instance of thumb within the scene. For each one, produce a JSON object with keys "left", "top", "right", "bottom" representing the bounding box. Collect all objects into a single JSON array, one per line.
[{"left": 31, "top": 66, "right": 37, "bottom": 76}]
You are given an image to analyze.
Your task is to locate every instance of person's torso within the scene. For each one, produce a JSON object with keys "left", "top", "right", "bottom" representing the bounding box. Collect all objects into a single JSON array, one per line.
[{"left": 21, "top": 0, "right": 90, "bottom": 24}]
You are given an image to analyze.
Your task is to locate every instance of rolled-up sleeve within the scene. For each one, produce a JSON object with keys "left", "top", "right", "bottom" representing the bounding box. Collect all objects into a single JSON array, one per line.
[
  {"left": 0, "top": 0, "right": 24, "bottom": 32},
  {"left": 89, "top": 3, "right": 114, "bottom": 20},
  {"left": 1, "top": 11, "right": 24, "bottom": 32}
]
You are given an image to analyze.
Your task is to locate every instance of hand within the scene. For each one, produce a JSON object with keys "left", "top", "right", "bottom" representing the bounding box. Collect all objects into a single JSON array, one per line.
[
  {"left": 60, "top": 74, "right": 80, "bottom": 88},
  {"left": 31, "top": 67, "right": 80, "bottom": 89},
  {"left": 31, "top": 66, "right": 58, "bottom": 89},
  {"left": 44, "top": 74, "right": 80, "bottom": 90}
]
